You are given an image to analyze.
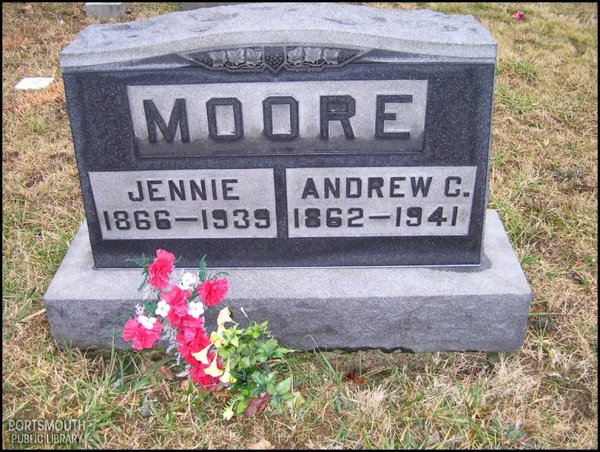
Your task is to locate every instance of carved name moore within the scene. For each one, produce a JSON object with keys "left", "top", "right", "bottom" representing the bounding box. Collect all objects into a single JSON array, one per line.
[{"left": 129, "top": 80, "right": 428, "bottom": 156}]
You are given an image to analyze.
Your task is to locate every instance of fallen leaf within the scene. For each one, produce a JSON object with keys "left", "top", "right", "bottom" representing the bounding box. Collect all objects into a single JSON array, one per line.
[
  {"left": 243, "top": 393, "right": 270, "bottom": 417},
  {"left": 213, "top": 391, "right": 232, "bottom": 400},
  {"left": 343, "top": 369, "right": 366, "bottom": 384},
  {"left": 156, "top": 384, "right": 172, "bottom": 403},
  {"left": 158, "top": 365, "right": 174, "bottom": 381},
  {"left": 247, "top": 438, "right": 274, "bottom": 450}
]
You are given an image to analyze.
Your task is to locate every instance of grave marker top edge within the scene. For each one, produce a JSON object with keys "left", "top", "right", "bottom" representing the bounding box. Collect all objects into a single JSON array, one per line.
[{"left": 60, "top": 2, "right": 497, "bottom": 69}]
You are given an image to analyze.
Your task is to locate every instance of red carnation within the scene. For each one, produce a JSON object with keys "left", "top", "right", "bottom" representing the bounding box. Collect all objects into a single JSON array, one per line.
[
  {"left": 162, "top": 285, "right": 191, "bottom": 328},
  {"left": 176, "top": 315, "right": 206, "bottom": 345},
  {"left": 147, "top": 249, "right": 175, "bottom": 290},
  {"left": 178, "top": 328, "right": 211, "bottom": 364},
  {"left": 197, "top": 277, "right": 228, "bottom": 307},
  {"left": 122, "top": 317, "right": 162, "bottom": 350}
]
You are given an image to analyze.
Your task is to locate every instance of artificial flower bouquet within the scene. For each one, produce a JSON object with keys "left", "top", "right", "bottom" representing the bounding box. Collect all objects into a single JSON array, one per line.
[{"left": 122, "top": 249, "right": 302, "bottom": 419}]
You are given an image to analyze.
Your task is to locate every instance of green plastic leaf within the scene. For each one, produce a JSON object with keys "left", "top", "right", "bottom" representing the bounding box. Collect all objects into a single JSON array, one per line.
[
  {"left": 275, "top": 377, "right": 292, "bottom": 395},
  {"left": 126, "top": 254, "right": 152, "bottom": 268},
  {"left": 240, "top": 356, "right": 252, "bottom": 369},
  {"left": 251, "top": 372, "right": 264, "bottom": 386},
  {"left": 198, "top": 255, "right": 208, "bottom": 282},
  {"left": 280, "top": 392, "right": 294, "bottom": 401},
  {"left": 236, "top": 399, "right": 248, "bottom": 415},
  {"left": 142, "top": 301, "right": 158, "bottom": 315}
]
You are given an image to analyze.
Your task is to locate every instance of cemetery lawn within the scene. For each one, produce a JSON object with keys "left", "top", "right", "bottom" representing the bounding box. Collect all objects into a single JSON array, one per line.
[{"left": 2, "top": 2, "right": 597, "bottom": 449}]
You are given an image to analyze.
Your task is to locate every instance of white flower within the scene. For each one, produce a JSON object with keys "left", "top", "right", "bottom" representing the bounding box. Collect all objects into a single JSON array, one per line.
[
  {"left": 217, "top": 307, "right": 234, "bottom": 326},
  {"left": 155, "top": 300, "right": 170, "bottom": 317},
  {"left": 138, "top": 315, "right": 157, "bottom": 330},
  {"left": 178, "top": 272, "right": 197, "bottom": 291},
  {"left": 223, "top": 406, "right": 234, "bottom": 421},
  {"left": 187, "top": 301, "right": 205, "bottom": 319}
]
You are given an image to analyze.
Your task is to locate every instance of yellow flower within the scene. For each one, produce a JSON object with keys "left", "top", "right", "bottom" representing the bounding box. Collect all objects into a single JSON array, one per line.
[
  {"left": 205, "top": 354, "right": 224, "bottom": 378},
  {"left": 223, "top": 406, "right": 234, "bottom": 421},
  {"left": 217, "top": 307, "right": 235, "bottom": 326},
  {"left": 219, "top": 361, "right": 236, "bottom": 384},
  {"left": 191, "top": 343, "right": 212, "bottom": 365},
  {"left": 210, "top": 331, "right": 223, "bottom": 348}
]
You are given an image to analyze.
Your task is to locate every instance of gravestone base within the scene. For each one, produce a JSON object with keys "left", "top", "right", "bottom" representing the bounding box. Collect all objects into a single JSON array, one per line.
[{"left": 43, "top": 210, "right": 531, "bottom": 352}]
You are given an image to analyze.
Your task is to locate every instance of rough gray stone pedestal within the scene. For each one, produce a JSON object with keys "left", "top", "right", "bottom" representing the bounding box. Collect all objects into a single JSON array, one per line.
[
  {"left": 43, "top": 210, "right": 532, "bottom": 352},
  {"left": 85, "top": 3, "right": 128, "bottom": 19}
]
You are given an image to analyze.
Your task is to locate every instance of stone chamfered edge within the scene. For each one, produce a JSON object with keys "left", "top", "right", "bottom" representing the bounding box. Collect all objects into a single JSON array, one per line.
[
  {"left": 43, "top": 210, "right": 532, "bottom": 352},
  {"left": 59, "top": 2, "right": 497, "bottom": 70}
]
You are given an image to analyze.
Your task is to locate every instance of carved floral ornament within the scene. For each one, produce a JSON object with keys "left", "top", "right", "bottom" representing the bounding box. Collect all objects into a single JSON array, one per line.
[{"left": 182, "top": 46, "right": 366, "bottom": 73}]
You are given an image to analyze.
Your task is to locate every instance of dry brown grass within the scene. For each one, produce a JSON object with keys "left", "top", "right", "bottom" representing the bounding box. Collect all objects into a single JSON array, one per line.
[{"left": 3, "top": 2, "right": 597, "bottom": 449}]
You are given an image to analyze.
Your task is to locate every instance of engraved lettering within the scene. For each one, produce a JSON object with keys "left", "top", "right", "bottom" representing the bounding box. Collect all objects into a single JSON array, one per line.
[
  {"left": 367, "top": 177, "right": 384, "bottom": 198},
  {"left": 129, "top": 81, "right": 428, "bottom": 156},
  {"left": 90, "top": 170, "right": 277, "bottom": 240},
  {"left": 324, "top": 178, "right": 340, "bottom": 199},
  {"left": 190, "top": 180, "right": 206, "bottom": 201},
  {"left": 444, "top": 176, "right": 462, "bottom": 197},
  {"left": 410, "top": 177, "right": 432, "bottom": 197},
  {"left": 320, "top": 95, "right": 355, "bottom": 139},
  {"left": 168, "top": 180, "right": 186, "bottom": 201},
  {"left": 143, "top": 99, "right": 190, "bottom": 144},
  {"left": 211, "top": 179, "right": 218, "bottom": 200},
  {"left": 263, "top": 96, "right": 299, "bottom": 141},
  {"left": 207, "top": 98, "right": 243, "bottom": 141},
  {"left": 375, "top": 95, "right": 412, "bottom": 139},
  {"left": 301, "top": 178, "right": 319, "bottom": 199},
  {"left": 128, "top": 181, "right": 144, "bottom": 201},
  {"left": 147, "top": 180, "right": 165, "bottom": 201},
  {"left": 222, "top": 179, "right": 239, "bottom": 200},
  {"left": 285, "top": 167, "right": 477, "bottom": 238},
  {"left": 389, "top": 176, "right": 406, "bottom": 198},
  {"left": 346, "top": 177, "right": 361, "bottom": 198},
  {"left": 122, "top": 178, "right": 246, "bottom": 202}
]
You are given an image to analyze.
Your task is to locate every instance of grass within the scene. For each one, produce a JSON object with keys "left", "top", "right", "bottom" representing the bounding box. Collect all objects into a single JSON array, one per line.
[{"left": 2, "top": 2, "right": 597, "bottom": 449}]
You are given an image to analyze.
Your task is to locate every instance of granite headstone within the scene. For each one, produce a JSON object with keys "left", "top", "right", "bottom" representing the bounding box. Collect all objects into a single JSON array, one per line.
[{"left": 44, "top": 3, "right": 532, "bottom": 352}]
